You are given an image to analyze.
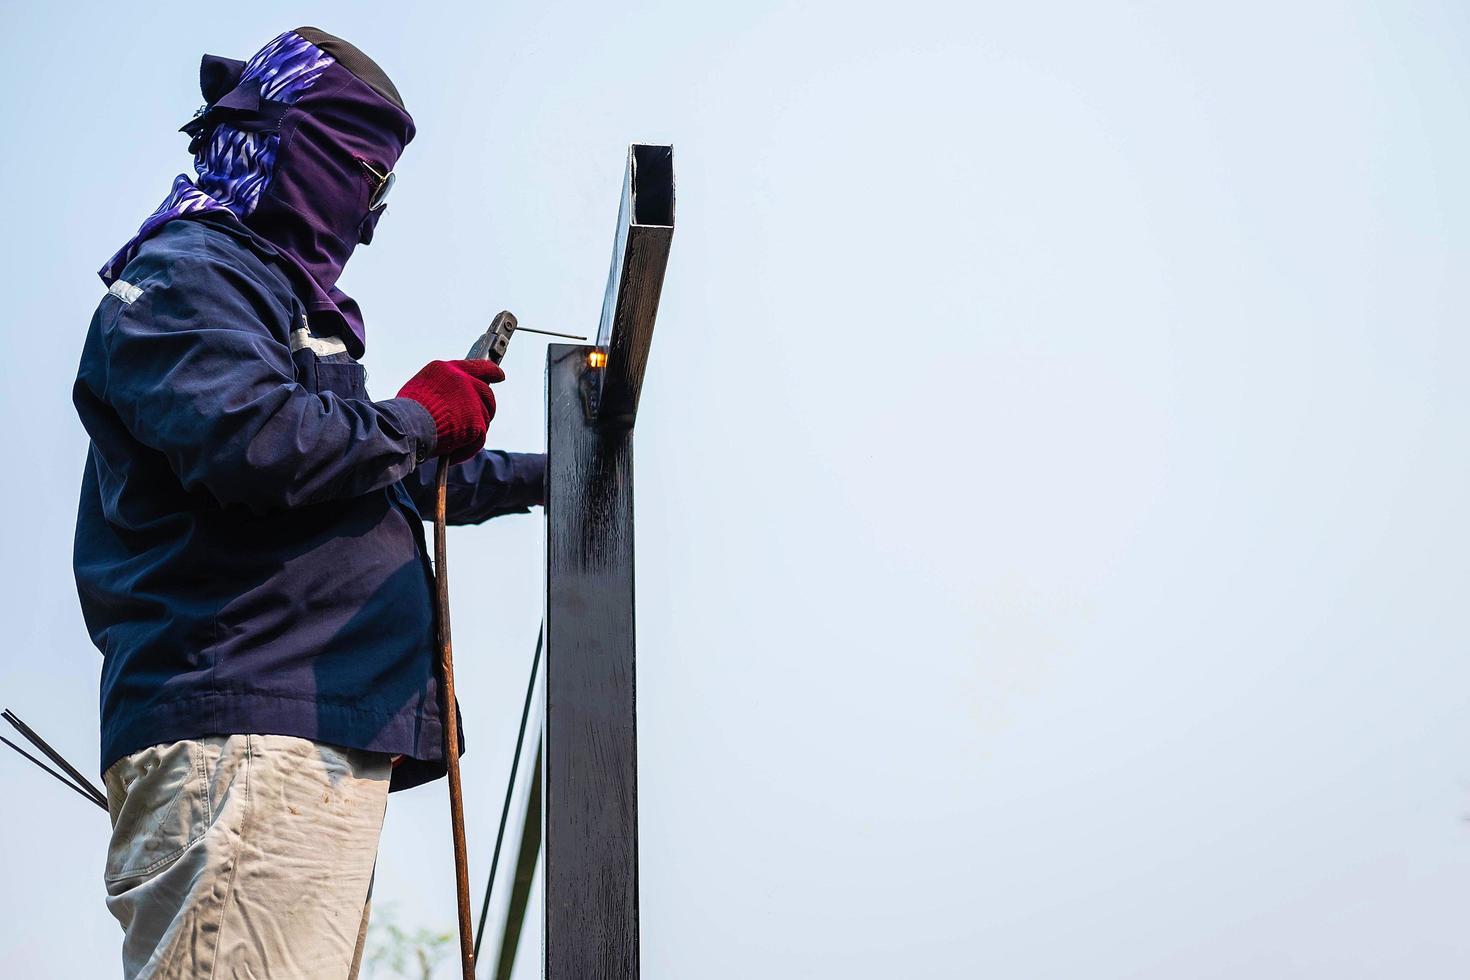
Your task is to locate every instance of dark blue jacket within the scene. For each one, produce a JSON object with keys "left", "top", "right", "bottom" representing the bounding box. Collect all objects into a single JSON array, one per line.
[{"left": 73, "top": 218, "right": 543, "bottom": 790}]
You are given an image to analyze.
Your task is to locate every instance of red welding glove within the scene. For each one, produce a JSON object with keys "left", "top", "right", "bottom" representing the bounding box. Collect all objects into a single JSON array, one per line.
[{"left": 398, "top": 359, "right": 506, "bottom": 464}]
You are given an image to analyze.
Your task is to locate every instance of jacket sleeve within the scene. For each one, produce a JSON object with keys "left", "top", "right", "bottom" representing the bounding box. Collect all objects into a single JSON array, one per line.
[
  {"left": 403, "top": 451, "right": 546, "bottom": 525},
  {"left": 99, "top": 250, "right": 439, "bottom": 512}
]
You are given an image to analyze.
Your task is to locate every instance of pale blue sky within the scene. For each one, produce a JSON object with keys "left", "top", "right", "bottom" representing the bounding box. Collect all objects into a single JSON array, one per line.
[{"left": 2, "top": 2, "right": 1468, "bottom": 977}]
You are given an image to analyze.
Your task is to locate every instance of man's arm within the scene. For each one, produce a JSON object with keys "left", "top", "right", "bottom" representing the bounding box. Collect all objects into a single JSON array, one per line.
[
  {"left": 99, "top": 250, "right": 438, "bottom": 512},
  {"left": 403, "top": 451, "right": 546, "bottom": 525}
]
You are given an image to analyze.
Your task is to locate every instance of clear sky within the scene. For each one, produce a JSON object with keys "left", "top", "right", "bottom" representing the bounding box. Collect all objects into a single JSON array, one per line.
[{"left": 2, "top": 1, "right": 1468, "bottom": 977}]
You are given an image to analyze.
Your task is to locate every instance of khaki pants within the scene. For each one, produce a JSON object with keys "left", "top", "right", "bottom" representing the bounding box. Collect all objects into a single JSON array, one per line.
[{"left": 103, "top": 734, "right": 390, "bottom": 980}]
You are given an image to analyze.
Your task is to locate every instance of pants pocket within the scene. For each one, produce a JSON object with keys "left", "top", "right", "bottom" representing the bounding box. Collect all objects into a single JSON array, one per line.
[{"left": 103, "top": 741, "right": 210, "bottom": 892}]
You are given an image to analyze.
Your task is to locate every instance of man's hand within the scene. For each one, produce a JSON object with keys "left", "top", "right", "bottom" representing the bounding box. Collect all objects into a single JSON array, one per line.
[{"left": 398, "top": 359, "right": 505, "bottom": 464}]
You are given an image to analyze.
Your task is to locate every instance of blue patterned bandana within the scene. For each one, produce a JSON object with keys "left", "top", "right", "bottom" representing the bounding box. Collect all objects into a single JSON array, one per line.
[{"left": 100, "top": 32, "right": 334, "bottom": 282}]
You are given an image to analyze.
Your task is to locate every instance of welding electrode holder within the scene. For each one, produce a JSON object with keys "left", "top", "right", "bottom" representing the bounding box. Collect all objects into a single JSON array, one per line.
[{"left": 468, "top": 310, "right": 519, "bottom": 365}]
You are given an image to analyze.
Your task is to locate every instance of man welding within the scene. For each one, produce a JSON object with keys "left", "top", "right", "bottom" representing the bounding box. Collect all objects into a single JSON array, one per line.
[{"left": 71, "top": 28, "right": 540, "bottom": 979}]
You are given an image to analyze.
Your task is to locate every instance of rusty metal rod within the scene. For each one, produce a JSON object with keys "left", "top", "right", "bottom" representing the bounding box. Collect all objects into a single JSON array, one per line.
[{"left": 434, "top": 463, "right": 476, "bottom": 980}]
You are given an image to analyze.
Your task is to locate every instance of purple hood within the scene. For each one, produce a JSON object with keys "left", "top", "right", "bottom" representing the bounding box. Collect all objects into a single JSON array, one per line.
[{"left": 101, "top": 28, "right": 415, "bottom": 356}]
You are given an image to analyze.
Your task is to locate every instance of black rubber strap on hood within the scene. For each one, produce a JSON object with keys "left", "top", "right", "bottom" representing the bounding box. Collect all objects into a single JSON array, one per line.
[{"left": 294, "top": 26, "right": 406, "bottom": 110}]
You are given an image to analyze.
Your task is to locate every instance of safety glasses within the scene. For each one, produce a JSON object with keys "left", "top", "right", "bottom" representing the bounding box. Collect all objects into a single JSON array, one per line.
[{"left": 359, "top": 158, "right": 396, "bottom": 210}]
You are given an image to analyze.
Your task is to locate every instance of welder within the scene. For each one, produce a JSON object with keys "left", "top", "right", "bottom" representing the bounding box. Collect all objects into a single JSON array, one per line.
[{"left": 70, "top": 28, "right": 540, "bottom": 979}]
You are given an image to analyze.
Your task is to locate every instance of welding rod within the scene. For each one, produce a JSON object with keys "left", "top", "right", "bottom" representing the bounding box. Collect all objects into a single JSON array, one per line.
[
  {"left": 506, "top": 326, "right": 586, "bottom": 340},
  {"left": 0, "top": 735, "right": 109, "bottom": 811},
  {"left": 3, "top": 708, "right": 107, "bottom": 806}
]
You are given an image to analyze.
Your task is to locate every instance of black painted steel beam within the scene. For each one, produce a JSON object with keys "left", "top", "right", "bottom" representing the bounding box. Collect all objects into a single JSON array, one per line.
[
  {"left": 544, "top": 344, "right": 640, "bottom": 979},
  {"left": 590, "top": 144, "right": 675, "bottom": 426},
  {"left": 541, "top": 143, "right": 673, "bottom": 980}
]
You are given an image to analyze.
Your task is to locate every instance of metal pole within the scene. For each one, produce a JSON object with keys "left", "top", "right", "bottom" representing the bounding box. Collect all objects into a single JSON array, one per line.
[
  {"left": 473, "top": 630, "right": 544, "bottom": 961},
  {"left": 492, "top": 741, "right": 542, "bottom": 980}
]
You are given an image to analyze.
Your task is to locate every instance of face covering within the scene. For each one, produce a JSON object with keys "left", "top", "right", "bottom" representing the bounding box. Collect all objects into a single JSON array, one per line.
[{"left": 100, "top": 28, "right": 416, "bottom": 357}]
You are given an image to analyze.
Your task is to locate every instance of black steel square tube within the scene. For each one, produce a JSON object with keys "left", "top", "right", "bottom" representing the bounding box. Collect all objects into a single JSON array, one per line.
[
  {"left": 540, "top": 142, "right": 673, "bottom": 979},
  {"left": 544, "top": 344, "right": 641, "bottom": 980},
  {"left": 592, "top": 144, "right": 675, "bottom": 426}
]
